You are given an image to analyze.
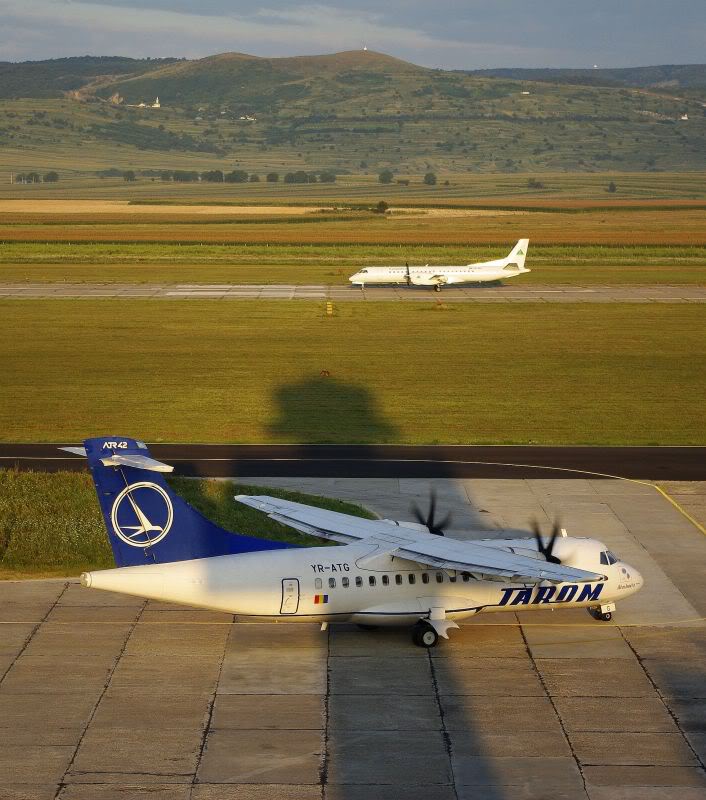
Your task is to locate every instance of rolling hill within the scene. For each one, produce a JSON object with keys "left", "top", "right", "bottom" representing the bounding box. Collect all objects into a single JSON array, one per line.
[
  {"left": 465, "top": 64, "right": 706, "bottom": 99},
  {"left": 1, "top": 51, "right": 705, "bottom": 175}
]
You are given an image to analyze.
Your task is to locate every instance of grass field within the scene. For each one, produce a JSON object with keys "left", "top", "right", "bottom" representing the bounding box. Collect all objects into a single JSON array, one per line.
[
  {"left": 1, "top": 247, "right": 704, "bottom": 285},
  {"left": 0, "top": 471, "right": 366, "bottom": 578},
  {"left": 1, "top": 300, "right": 703, "bottom": 446}
]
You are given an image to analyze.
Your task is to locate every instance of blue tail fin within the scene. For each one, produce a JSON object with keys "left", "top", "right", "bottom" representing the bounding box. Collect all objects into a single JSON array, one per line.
[{"left": 76, "top": 436, "right": 292, "bottom": 567}]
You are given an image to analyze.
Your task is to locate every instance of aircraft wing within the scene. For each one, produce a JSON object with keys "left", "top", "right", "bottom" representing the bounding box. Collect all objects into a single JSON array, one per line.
[{"left": 235, "top": 495, "right": 603, "bottom": 584}]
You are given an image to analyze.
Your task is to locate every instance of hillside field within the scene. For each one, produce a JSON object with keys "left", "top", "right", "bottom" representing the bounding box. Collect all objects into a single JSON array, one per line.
[
  {"left": 1, "top": 300, "right": 703, "bottom": 446},
  {"left": 2, "top": 52, "right": 706, "bottom": 175}
]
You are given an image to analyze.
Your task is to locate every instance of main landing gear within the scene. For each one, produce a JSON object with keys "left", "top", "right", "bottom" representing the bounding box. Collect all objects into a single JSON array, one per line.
[
  {"left": 412, "top": 621, "right": 439, "bottom": 648},
  {"left": 587, "top": 602, "right": 616, "bottom": 622}
]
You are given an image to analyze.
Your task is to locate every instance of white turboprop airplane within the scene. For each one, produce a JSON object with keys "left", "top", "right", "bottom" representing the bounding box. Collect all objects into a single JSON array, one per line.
[
  {"left": 349, "top": 239, "right": 530, "bottom": 291},
  {"left": 70, "top": 437, "right": 644, "bottom": 648}
]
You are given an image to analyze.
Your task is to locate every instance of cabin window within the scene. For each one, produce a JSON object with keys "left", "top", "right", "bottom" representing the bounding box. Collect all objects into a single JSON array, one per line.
[
  {"left": 449, "top": 575, "right": 457, "bottom": 583},
  {"left": 395, "top": 574, "right": 403, "bottom": 585},
  {"left": 315, "top": 578, "right": 323, "bottom": 590},
  {"left": 328, "top": 577, "right": 336, "bottom": 588},
  {"left": 462, "top": 572, "right": 471, "bottom": 582},
  {"left": 436, "top": 572, "right": 444, "bottom": 583},
  {"left": 342, "top": 577, "right": 349, "bottom": 588},
  {"left": 408, "top": 574, "right": 416, "bottom": 585},
  {"left": 382, "top": 575, "right": 389, "bottom": 586},
  {"left": 422, "top": 573, "right": 429, "bottom": 584},
  {"left": 369, "top": 576, "right": 376, "bottom": 587},
  {"left": 355, "top": 576, "right": 363, "bottom": 587}
]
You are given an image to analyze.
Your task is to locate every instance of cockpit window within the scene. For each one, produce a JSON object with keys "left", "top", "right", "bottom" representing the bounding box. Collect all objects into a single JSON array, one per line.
[
  {"left": 359, "top": 269, "right": 368, "bottom": 274},
  {"left": 600, "top": 551, "right": 619, "bottom": 566}
]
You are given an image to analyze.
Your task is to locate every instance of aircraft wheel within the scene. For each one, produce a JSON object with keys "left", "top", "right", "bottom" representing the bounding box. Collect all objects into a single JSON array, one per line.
[
  {"left": 587, "top": 607, "right": 600, "bottom": 620},
  {"left": 599, "top": 611, "right": 612, "bottom": 622},
  {"left": 434, "top": 285, "right": 441, "bottom": 292},
  {"left": 412, "top": 622, "right": 439, "bottom": 648}
]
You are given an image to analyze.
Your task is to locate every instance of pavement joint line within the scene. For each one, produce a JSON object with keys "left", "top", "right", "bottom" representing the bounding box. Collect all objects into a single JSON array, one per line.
[
  {"left": 319, "top": 624, "right": 331, "bottom": 792},
  {"left": 427, "top": 646, "right": 460, "bottom": 800},
  {"left": 1, "top": 619, "right": 704, "bottom": 628},
  {"left": 190, "top": 612, "right": 232, "bottom": 795},
  {"left": 0, "top": 579, "right": 69, "bottom": 685},
  {"left": 53, "top": 599, "right": 149, "bottom": 799},
  {"left": 518, "top": 620, "right": 589, "bottom": 797},
  {"left": 617, "top": 624, "right": 706, "bottom": 771}
]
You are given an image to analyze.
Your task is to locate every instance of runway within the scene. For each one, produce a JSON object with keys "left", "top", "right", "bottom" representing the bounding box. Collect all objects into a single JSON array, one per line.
[
  {"left": 1, "top": 476, "right": 704, "bottom": 799},
  {"left": 1, "top": 282, "right": 705, "bottom": 302},
  {"left": 2, "top": 443, "right": 706, "bottom": 480}
]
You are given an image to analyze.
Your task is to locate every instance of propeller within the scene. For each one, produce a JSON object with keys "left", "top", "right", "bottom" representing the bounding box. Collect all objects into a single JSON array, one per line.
[
  {"left": 531, "top": 519, "right": 562, "bottom": 564},
  {"left": 411, "top": 490, "right": 452, "bottom": 536}
]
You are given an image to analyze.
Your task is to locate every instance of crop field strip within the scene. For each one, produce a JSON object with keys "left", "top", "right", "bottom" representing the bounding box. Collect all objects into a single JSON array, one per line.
[
  {"left": 2, "top": 173, "right": 706, "bottom": 203},
  {"left": 2, "top": 206, "right": 706, "bottom": 246},
  {"left": 1, "top": 299, "right": 704, "bottom": 445}
]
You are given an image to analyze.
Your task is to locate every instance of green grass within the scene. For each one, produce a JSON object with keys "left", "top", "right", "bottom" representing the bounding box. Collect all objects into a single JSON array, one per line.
[
  {"left": 1, "top": 243, "right": 704, "bottom": 285},
  {"left": 0, "top": 470, "right": 371, "bottom": 577},
  {"left": 1, "top": 300, "right": 704, "bottom": 445}
]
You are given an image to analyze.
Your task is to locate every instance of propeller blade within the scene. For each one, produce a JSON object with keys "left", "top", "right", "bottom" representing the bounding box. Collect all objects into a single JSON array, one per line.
[
  {"left": 411, "top": 504, "right": 427, "bottom": 526},
  {"left": 531, "top": 519, "right": 562, "bottom": 564},
  {"left": 410, "top": 490, "right": 451, "bottom": 536},
  {"left": 430, "top": 511, "right": 452, "bottom": 535}
]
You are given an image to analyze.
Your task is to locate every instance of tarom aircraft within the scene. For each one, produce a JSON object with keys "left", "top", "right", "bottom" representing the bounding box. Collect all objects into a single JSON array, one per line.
[
  {"left": 68, "top": 437, "right": 643, "bottom": 648},
  {"left": 349, "top": 239, "right": 530, "bottom": 291}
]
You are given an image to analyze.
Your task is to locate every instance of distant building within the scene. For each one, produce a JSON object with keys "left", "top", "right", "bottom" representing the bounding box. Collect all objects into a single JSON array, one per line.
[
  {"left": 152, "top": 97, "right": 161, "bottom": 108},
  {"left": 138, "top": 101, "right": 146, "bottom": 108},
  {"left": 521, "top": 91, "right": 531, "bottom": 95},
  {"left": 680, "top": 113, "right": 689, "bottom": 120}
]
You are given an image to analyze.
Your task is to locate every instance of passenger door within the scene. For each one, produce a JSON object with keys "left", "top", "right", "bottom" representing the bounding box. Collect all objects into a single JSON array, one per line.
[{"left": 280, "top": 578, "right": 300, "bottom": 615}]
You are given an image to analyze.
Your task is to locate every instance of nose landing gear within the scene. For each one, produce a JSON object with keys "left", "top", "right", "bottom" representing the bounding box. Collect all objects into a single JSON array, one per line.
[{"left": 588, "top": 602, "right": 616, "bottom": 622}]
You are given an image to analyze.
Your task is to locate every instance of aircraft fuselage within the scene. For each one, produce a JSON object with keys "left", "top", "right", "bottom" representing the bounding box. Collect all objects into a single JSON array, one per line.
[{"left": 82, "top": 536, "right": 642, "bottom": 625}]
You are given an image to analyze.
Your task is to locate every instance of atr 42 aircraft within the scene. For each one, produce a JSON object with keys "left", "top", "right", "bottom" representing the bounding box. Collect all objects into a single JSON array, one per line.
[
  {"left": 349, "top": 239, "right": 530, "bottom": 291},
  {"left": 67, "top": 437, "right": 643, "bottom": 648}
]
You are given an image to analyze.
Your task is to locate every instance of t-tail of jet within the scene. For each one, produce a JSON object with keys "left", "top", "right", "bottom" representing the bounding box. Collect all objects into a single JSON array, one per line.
[
  {"left": 62, "top": 436, "right": 292, "bottom": 568},
  {"left": 503, "top": 239, "right": 530, "bottom": 271}
]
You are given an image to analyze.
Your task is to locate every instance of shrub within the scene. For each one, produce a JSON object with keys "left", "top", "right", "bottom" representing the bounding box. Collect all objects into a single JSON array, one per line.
[
  {"left": 266, "top": 172, "right": 279, "bottom": 182},
  {"left": 423, "top": 172, "right": 437, "bottom": 185},
  {"left": 224, "top": 169, "right": 249, "bottom": 183},
  {"left": 43, "top": 171, "right": 59, "bottom": 183},
  {"left": 378, "top": 169, "right": 393, "bottom": 184}
]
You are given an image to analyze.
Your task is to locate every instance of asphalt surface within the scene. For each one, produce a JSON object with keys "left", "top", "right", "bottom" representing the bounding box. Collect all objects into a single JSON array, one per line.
[
  {"left": 1, "top": 476, "right": 705, "bottom": 799},
  {"left": 1, "top": 282, "right": 706, "bottom": 302},
  {"left": 2, "top": 443, "right": 705, "bottom": 480}
]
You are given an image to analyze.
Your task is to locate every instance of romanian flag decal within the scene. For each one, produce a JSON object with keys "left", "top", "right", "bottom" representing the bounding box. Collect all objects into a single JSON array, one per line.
[{"left": 314, "top": 594, "right": 329, "bottom": 604}]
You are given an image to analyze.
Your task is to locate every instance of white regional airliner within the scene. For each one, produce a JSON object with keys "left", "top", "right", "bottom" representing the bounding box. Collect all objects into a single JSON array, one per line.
[
  {"left": 349, "top": 239, "right": 530, "bottom": 291},
  {"left": 69, "top": 437, "right": 643, "bottom": 648}
]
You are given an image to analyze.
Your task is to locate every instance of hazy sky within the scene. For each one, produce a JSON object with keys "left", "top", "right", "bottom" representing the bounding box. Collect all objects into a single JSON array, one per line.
[{"left": 1, "top": 0, "right": 704, "bottom": 68}]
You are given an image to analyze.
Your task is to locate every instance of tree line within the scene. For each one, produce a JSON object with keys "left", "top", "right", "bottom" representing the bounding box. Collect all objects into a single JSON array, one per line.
[
  {"left": 12, "top": 171, "right": 59, "bottom": 183},
  {"left": 97, "top": 168, "right": 337, "bottom": 183}
]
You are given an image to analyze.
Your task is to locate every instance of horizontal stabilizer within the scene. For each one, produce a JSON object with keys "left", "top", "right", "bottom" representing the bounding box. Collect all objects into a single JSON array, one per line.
[
  {"left": 60, "top": 446, "right": 88, "bottom": 457},
  {"left": 99, "top": 453, "right": 174, "bottom": 473}
]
